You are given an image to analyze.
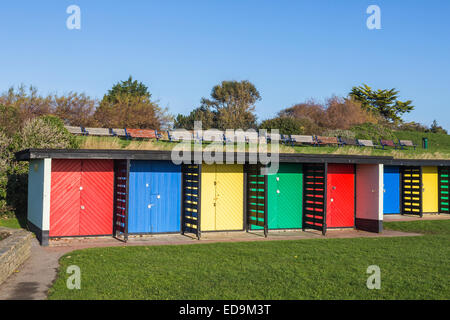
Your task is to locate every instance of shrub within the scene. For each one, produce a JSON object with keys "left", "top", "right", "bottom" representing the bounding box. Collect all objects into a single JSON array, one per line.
[
  {"left": 0, "top": 115, "right": 80, "bottom": 219},
  {"left": 398, "top": 121, "right": 428, "bottom": 132},
  {"left": 0, "top": 131, "right": 13, "bottom": 215},
  {"left": 429, "top": 120, "right": 448, "bottom": 135},
  {"left": 350, "top": 122, "right": 395, "bottom": 141},
  {"left": 13, "top": 115, "right": 79, "bottom": 150},
  {"left": 278, "top": 97, "right": 378, "bottom": 134},
  {"left": 279, "top": 100, "right": 325, "bottom": 126},
  {"left": 323, "top": 129, "right": 356, "bottom": 139},
  {"left": 322, "top": 97, "right": 379, "bottom": 130},
  {"left": 259, "top": 117, "right": 305, "bottom": 135}
]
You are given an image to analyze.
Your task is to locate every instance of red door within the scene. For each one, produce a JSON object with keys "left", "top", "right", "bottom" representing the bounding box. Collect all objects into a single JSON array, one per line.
[
  {"left": 79, "top": 160, "right": 114, "bottom": 235},
  {"left": 50, "top": 160, "right": 82, "bottom": 237},
  {"left": 326, "top": 164, "right": 355, "bottom": 228},
  {"left": 50, "top": 159, "right": 114, "bottom": 237}
]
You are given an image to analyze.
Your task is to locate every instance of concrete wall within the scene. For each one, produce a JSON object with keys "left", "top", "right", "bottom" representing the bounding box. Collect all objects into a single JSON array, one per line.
[
  {"left": 0, "top": 227, "right": 33, "bottom": 285},
  {"left": 355, "top": 164, "right": 383, "bottom": 232},
  {"left": 27, "top": 159, "right": 51, "bottom": 245}
]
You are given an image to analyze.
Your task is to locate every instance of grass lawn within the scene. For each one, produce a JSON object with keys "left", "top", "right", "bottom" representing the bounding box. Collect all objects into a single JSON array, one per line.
[
  {"left": 0, "top": 215, "right": 22, "bottom": 229},
  {"left": 48, "top": 220, "right": 450, "bottom": 300}
]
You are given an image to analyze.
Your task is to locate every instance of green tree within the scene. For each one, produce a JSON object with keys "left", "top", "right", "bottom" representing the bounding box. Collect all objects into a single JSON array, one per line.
[
  {"left": 104, "top": 76, "right": 151, "bottom": 103},
  {"left": 174, "top": 106, "right": 216, "bottom": 130},
  {"left": 201, "top": 80, "right": 260, "bottom": 130},
  {"left": 429, "top": 120, "right": 448, "bottom": 135},
  {"left": 94, "top": 77, "right": 171, "bottom": 129},
  {"left": 349, "top": 84, "right": 414, "bottom": 123}
]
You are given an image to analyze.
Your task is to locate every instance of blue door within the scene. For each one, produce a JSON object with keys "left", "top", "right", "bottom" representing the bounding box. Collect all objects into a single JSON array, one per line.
[
  {"left": 128, "top": 161, "right": 181, "bottom": 233},
  {"left": 384, "top": 166, "right": 401, "bottom": 214}
]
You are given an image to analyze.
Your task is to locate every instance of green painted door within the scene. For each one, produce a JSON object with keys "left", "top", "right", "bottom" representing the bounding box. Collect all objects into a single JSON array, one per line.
[{"left": 267, "top": 163, "right": 303, "bottom": 229}]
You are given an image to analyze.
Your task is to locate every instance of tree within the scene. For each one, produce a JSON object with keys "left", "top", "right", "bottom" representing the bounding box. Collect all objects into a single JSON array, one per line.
[
  {"left": 0, "top": 85, "right": 52, "bottom": 121},
  {"left": 174, "top": 106, "right": 216, "bottom": 130},
  {"left": 349, "top": 84, "right": 414, "bottom": 123},
  {"left": 322, "top": 96, "right": 379, "bottom": 130},
  {"left": 201, "top": 80, "right": 260, "bottom": 130},
  {"left": 53, "top": 92, "right": 97, "bottom": 127},
  {"left": 94, "top": 77, "right": 171, "bottom": 129},
  {"left": 429, "top": 120, "right": 448, "bottom": 135},
  {"left": 0, "top": 104, "right": 22, "bottom": 136},
  {"left": 104, "top": 76, "right": 151, "bottom": 103}
]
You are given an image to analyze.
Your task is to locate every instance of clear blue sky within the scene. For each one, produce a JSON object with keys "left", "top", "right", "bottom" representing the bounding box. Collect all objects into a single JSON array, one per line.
[{"left": 1, "top": 1, "right": 449, "bottom": 129}]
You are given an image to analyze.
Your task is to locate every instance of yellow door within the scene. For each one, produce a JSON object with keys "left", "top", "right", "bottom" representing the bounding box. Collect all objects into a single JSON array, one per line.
[
  {"left": 200, "top": 164, "right": 217, "bottom": 231},
  {"left": 422, "top": 166, "right": 438, "bottom": 213},
  {"left": 200, "top": 164, "right": 244, "bottom": 231},
  {"left": 215, "top": 164, "right": 244, "bottom": 230}
]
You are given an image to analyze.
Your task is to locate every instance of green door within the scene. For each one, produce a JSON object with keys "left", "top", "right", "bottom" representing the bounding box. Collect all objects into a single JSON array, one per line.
[{"left": 268, "top": 163, "right": 303, "bottom": 229}]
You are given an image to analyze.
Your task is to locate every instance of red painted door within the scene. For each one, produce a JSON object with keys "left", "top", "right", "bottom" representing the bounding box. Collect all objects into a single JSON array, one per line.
[
  {"left": 326, "top": 164, "right": 355, "bottom": 228},
  {"left": 50, "top": 160, "right": 82, "bottom": 237},
  {"left": 50, "top": 159, "right": 114, "bottom": 237},
  {"left": 79, "top": 160, "right": 114, "bottom": 235}
]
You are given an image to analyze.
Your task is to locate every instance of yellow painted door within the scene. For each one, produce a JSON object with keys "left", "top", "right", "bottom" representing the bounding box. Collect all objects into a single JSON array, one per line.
[
  {"left": 215, "top": 164, "right": 244, "bottom": 230},
  {"left": 422, "top": 166, "right": 438, "bottom": 213},
  {"left": 200, "top": 164, "right": 217, "bottom": 231}
]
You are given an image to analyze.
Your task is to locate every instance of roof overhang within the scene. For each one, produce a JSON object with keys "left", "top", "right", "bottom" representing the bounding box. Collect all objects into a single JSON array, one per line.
[{"left": 14, "top": 149, "right": 450, "bottom": 166}]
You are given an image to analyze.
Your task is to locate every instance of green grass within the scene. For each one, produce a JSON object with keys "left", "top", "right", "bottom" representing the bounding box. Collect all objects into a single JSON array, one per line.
[
  {"left": 48, "top": 220, "right": 450, "bottom": 300},
  {"left": 0, "top": 215, "right": 22, "bottom": 229},
  {"left": 394, "top": 130, "right": 450, "bottom": 153}
]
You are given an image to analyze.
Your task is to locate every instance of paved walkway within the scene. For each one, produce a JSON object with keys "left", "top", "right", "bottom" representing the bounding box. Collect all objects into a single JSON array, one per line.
[
  {"left": 0, "top": 238, "right": 65, "bottom": 300},
  {"left": 0, "top": 220, "right": 440, "bottom": 300}
]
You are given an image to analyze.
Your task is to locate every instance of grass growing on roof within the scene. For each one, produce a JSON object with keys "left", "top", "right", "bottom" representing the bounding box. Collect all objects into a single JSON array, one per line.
[
  {"left": 76, "top": 132, "right": 450, "bottom": 159},
  {"left": 48, "top": 220, "right": 450, "bottom": 300}
]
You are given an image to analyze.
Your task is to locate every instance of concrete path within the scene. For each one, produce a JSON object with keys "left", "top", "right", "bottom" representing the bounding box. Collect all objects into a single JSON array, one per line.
[
  {"left": 0, "top": 237, "right": 66, "bottom": 300},
  {"left": 0, "top": 222, "right": 436, "bottom": 300}
]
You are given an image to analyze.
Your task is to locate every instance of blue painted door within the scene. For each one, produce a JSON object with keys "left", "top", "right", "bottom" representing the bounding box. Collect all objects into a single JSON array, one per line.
[
  {"left": 128, "top": 161, "right": 181, "bottom": 233},
  {"left": 384, "top": 166, "right": 401, "bottom": 214}
]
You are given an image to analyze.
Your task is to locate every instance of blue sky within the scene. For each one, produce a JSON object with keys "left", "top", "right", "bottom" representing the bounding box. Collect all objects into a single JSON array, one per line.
[{"left": 1, "top": 1, "right": 449, "bottom": 129}]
